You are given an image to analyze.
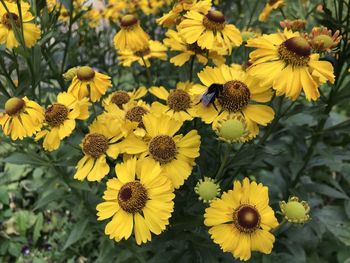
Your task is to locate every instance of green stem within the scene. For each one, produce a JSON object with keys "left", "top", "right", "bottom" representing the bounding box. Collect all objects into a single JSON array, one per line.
[
  {"left": 61, "top": 0, "right": 74, "bottom": 74},
  {"left": 141, "top": 56, "right": 153, "bottom": 87},
  {"left": 216, "top": 144, "right": 231, "bottom": 180},
  {"left": 189, "top": 56, "right": 195, "bottom": 82},
  {"left": 272, "top": 218, "right": 287, "bottom": 234}
]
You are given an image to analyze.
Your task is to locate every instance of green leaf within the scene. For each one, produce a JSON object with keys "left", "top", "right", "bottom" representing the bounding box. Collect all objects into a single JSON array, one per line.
[
  {"left": 63, "top": 218, "right": 89, "bottom": 250},
  {"left": 301, "top": 183, "right": 349, "bottom": 199},
  {"left": 0, "top": 186, "right": 9, "bottom": 204},
  {"left": 314, "top": 206, "right": 350, "bottom": 246},
  {"left": 33, "top": 213, "right": 44, "bottom": 243},
  {"left": 3, "top": 153, "right": 50, "bottom": 166},
  {"left": 34, "top": 188, "right": 67, "bottom": 210}
]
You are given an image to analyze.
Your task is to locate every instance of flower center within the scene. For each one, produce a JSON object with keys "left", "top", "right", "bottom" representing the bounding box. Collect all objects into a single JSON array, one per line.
[
  {"left": 233, "top": 205, "right": 261, "bottom": 233},
  {"left": 149, "top": 135, "right": 177, "bottom": 163},
  {"left": 5, "top": 97, "right": 25, "bottom": 116},
  {"left": 278, "top": 37, "right": 311, "bottom": 67},
  {"left": 118, "top": 182, "right": 148, "bottom": 213},
  {"left": 134, "top": 47, "right": 151, "bottom": 57},
  {"left": 125, "top": 106, "right": 149, "bottom": 127},
  {"left": 313, "top": 35, "right": 334, "bottom": 49},
  {"left": 187, "top": 42, "right": 206, "bottom": 55},
  {"left": 1, "top": 13, "right": 20, "bottom": 29},
  {"left": 76, "top": 66, "right": 95, "bottom": 81},
  {"left": 110, "top": 91, "right": 131, "bottom": 108},
  {"left": 202, "top": 10, "right": 226, "bottom": 31},
  {"left": 120, "top": 14, "right": 138, "bottom": 29},
  {"left": 45, "top": 103, "right": 69, "bottom": 127},
  {"left": 219, "top": 80, "right": 251, "bottom": 112},
  {"left": 82, "top": 133, "right": 109, "bottom": 159},
  {"left": 167, "top": 89, "right": 191, "bottom": 112},
  {"left": 268, "top": 0, "right": 279, "bottom": 5}
]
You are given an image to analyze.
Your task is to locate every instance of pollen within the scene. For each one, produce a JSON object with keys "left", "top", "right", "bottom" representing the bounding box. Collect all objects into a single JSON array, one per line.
[
  {"left": 82, "top": 133, "right": 109, "bottom": 159},
  {"left": 45, "top": 103, "right": 69, "bottom": 127}
]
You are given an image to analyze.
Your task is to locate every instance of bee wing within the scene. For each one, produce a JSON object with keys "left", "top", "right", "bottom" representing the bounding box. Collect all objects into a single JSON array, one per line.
[{"left": 201, "top": 91, "right": 216, "bottom": 107}]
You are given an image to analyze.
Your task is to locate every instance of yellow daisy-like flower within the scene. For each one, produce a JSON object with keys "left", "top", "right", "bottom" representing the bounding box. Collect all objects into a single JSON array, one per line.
[
  {"left": 157, "top": 0, "right": 212, "bottom": 27},
  {"left": 191, "top": 64, "right": 274, "bottom": 135},
  {"left": 259, "top": 0, "right": 284, "bottom": 22},
  {"left": 96, "top": 158, "right": 175, "bottom": 245},
  {"left": 0, "top": 97, "right": 44, "bottom": 140},
  {"left": 204, "top": 178, "right": 279, "bottom": 261},
  {"left": 117, "top": 40, "right": 167, "bottom": 68},
  {"left": 178, "top": 10, "right": 242, "bottom": 53},
  {"left": 212, "top": 112, "right": 258, "bottom": 143},
  {"left": 0, "top": 1, "right": 41, "bottom": 49},
  {"left": 103, "top": 86, "right": 148, "bottom": 110},
  {"left": 122, "top": 113, "right": 201, "bottom": 189},
  {"left": 149, "top": 82, "right": 198, "bottom": 122},
  {"left": 163, "top": 29, "right": 225, "bottom": 67},
  {"left": 247, "top": 30, "right": 335, "bottom": 101},
  {"left": 67, "top": 66, "right": 112, "bottom": 102},
  {"left": 74, "top": 117, "right": 129, "bottom": 182},
  {"left": 35, "top": 92, "right": 90, "bottom": 152},
  {"left": 113, "top": 14, "right": 149, "bottom": 52}
]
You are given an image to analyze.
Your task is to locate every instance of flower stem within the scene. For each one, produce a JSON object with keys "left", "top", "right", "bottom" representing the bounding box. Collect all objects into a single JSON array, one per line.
[
  {"left": 215, "top": 143, "right": 231, "bottom": 180},
  {"left": 189, "top": 56, "right": 195, "bottom": 82},
  {"left": 141, "top": 56, "right": 153, "bottom": 87}
]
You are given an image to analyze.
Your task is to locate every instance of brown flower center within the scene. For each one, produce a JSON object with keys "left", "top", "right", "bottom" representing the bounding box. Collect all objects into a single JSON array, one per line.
[
  {"left": 82, "top": 133, "right": 109, "bottom": 159},
  {"left": 278, "top": 37, "right": 311, "bottom": 67},
  {"left": 120, "top": 14, "right": 138, "bottom": 28},
  {"left": 134, "top": 47, "right": 151, "bottom": 57},
  {"left": 45, "top": 103, "right": 69, "bottom": 127},
  {"left": 219, "top": 80, "right": 251, "bottom": 112},
  {"left": 268, "top": 0, "right": 279, "bottom": 5},
  {"left": 187, "top": 42, "right": 207, "bottom": 55},
  {"left": 125, "top": 106, "right": 149, "bottom": 128},
  {"left": 76, "top": 66, "right": 95, "bottom": 81},
  {"left": 149, "top": 135, "right": 177, "bottom": 163},
  {"left": 1, "top": 13, "right": 20, "bottom": 29},
  {"left": 110, "top": 91, "right": 131, "bottom": 108},
  {"left": 5, "top": 97, "right": 25, "bottom": 116},
  {"left": 233, "top": 205, "right": 261, "bottom": 233},
  {"left": 118, "top": 182, "right": 148, "bottom": 213},
  {"left": 167, "top": 89, "right": 191, "bottom": 112},
  {"left": 202, "top": 10, "right": 226, "bottom": 31}
]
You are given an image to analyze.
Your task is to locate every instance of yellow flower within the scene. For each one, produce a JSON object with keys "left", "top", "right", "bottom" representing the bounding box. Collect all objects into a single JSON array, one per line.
[
  {"left": 149, "top": 82, "right": 198, "bottom": 122},
  {"left": 259, "top": 0, "right": 284, "bottom": 22},
  {"left": 204, "top": 178, "right": 279, "bottom": 261},
  {"left": 117, "top": 40, "right": 167, "bottom": 68},
  {"left": 163, "top": 29, "right": 226, "bottom": 67},
  {"left": 67, "top": 66, "right": 112, "bottom": 102},
  {"left": 191, "top": 64, "right": 274, "bottom": 135},
  {"left": 212, "top": 112, "right": 258, "bottom": 143},
  {"left": 96, "top": 158, "right": 175, "bottom": 245},
  {"left": 0, "top": 97, "right": 44, "bottom": 140},
  {"left": 178, "top": 10, "right": 242, "bottom": 53},
  {"left": 103, "top": 86, "right": 148, "bottom": 110},
  {"left": 0, "top": 1, "right": 41, "bottom": 49},
  {"left": 247, "top": 30, "right": 335, "bottom": 101},
  {"left": 74, "top": 116, "right": 129, "bottom": 182},
  {"left": 113, "top": 14, "right": 149, "bottom": 52},
  {"left": 35, "top": 92, "right": 90, "bottom": 151},
  {"left": 157, "top": 0, "right": 212, "bottom": 27},
  {"left": 121, "top": 113, "right": 201, "bottom": 189}
]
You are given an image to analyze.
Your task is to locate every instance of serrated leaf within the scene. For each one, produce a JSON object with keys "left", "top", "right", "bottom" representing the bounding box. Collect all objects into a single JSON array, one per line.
[{"left": 63, "top": 218, "right": 89, "bottom": 250}]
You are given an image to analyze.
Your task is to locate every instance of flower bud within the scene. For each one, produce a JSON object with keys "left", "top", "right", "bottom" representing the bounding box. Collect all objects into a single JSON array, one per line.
[
  {"left": 279, "top": 196, "right": 310, "bottom": 224},
  {"left": 195, "top": 177, "right": 221, "bottom": 203}
]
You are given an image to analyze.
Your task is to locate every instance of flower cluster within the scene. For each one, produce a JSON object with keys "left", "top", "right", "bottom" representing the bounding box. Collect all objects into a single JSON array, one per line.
[{"left": 0, "top": 0, "right": 340, "bottom": 261}]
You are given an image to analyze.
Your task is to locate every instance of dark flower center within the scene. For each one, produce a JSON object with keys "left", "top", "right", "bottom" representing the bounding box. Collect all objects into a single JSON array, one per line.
[
  {"left": 2, "top": 13, "right": 20, "bottom": 29},
  {"left": 233, "top": 205, "right": 261, "bottom": 233},
  {"left": 45, "top": 103, "right": 69, "bottom": 127},
  {"left": 167, "top": 89, "right": 191, "bottom": 112},
  {"left": 219, "top": 80, "right": 251, "bottom": 112},
  {"left": 125, "top": 106, "right": 149, "bottom": 128},
  {"left": 120, "top": 14, "right": 138, "bottom": 28},
  {"left": 278, "top": 37, "right": 311, "bottom": 67},
  {"left": 111, "top": 91, "right": 131, "bottom": 108},
  {"left": 149, "top": 135, "right": 177, "bottom": 163},
  {"left": 118, "top": 182, "right": 148, "bottom": 213},
  {"left": 77, "top": 66, "right": 95, "bottom": 81},
  {"left": 134, "top": 47, "right": 151, "bottom": 57},
  {"left": 203, "top": 10, "right": 226, "bottom": 31},
  {"left": 187, "top": 42, "right": 207, "bottom": 55},
  {"left": 82, "top": 133, "right": 109, "bottom": 159},
  {"left": 5, "top": 97, "right": 25, "bottom": 116}
]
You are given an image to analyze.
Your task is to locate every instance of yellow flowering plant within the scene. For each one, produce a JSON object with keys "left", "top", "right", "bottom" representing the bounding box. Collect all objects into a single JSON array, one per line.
[{"left": 0, "top": 0, "right": 349, "bottom": 262}]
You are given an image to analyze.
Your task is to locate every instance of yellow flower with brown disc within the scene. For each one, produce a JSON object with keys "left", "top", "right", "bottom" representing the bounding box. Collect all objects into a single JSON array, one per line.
[
  {"left": 103, "top": 86, "right": 148, "bottom": 110},
  {"left": 178, "top": 9, "right": 242, "bottom": 53},
  {"left": 0, "top": 1, "right": 41, "bottom": 49},
  {"left": 247, "top": 30, "right": 335, "bottom": 101},
  {"left": 35, "top": 92, "right": 90, "bottom": 151},
  {"left": 204, "top": 178, "right": 279, "bottom": 261},
  {"left": 149, "top": 82, "right": 198, "bottom": 122},
  {"left": 117, "top": 40, "right": 167, "bottom": 68},
  {"left": 191, "top": 64, "right": 275, "bottom": 135},
  {"left": 0, "top": 97, "right": 44, "bottom": 140},
  {"left": 163, "top": 29, "right": 226, "bottom": 67},
  {"left": 121, "top": 113, "right": 201, "bottom": 189},
  {"left": 67, "top": 66, "right": 112, "bottom": 102},
  {"left": 96, "top": 158, "right": 175, "bottom": 245}
]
